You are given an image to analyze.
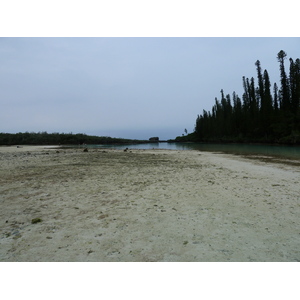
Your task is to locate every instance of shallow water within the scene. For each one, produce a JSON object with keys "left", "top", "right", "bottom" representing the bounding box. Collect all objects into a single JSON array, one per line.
[{"left": 78, "top": 142, "right": 300, "bottom": 160}]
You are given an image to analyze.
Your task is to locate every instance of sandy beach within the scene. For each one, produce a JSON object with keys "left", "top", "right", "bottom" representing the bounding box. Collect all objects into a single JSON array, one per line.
[{"left": 0, "top": 145, "right": 299, "bottom": 262}]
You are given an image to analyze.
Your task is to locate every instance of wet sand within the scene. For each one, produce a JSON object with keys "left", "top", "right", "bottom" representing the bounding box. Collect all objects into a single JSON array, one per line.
[{"left": 0, "top": 145, "right": 299, "bottom": 261}]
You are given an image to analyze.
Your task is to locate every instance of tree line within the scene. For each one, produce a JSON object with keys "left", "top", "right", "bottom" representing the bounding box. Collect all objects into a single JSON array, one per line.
[
  {"left": 181, "top": 50, "right": 300, "bottom": 144},
  {"left": 0, "top": 132, "right": 143, "bottom": 145}
]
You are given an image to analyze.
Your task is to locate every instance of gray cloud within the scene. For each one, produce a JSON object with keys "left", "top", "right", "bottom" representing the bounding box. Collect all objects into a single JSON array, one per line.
[{"left": 1, "top": 37, "right": 299, "bottom": 140}]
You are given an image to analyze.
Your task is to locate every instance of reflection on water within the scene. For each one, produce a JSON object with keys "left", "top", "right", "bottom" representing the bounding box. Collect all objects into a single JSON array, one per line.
[
  {"left": 171, "top": 143, "right": 300, "bottom": 160},
  {"left": 83, "top": 142, "right": 300, "bottom": 160}
]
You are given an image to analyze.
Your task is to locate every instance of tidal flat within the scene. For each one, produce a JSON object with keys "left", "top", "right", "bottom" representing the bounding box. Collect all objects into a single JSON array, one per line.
[{"left": 0, "top": 146, "right": 299, "bottom": 261}]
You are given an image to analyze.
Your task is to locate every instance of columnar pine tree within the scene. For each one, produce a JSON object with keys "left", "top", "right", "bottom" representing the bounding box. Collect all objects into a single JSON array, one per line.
[
  {"left": 273, "top": 83, "right": 279, "bottom": 111},
  {"left": 262, "top": 69, "right": 273, "bottom": 136},
  {"left": 277, "top": 50, "right": 290, "bottom": 111},
  {"left": 193, "top": 51, "right": 300, "bottom": 144},
  {"left": 255, "top": 60, "right": 264, "bottom": 109}
]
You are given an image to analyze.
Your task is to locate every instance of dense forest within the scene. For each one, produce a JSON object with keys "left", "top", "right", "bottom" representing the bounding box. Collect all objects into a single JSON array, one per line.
[
  {"left": 178, "top": 50, "right": 300, "bottom": 144},
  {"left": 0, "top": 132, "right": 144, "bottom": 146}
]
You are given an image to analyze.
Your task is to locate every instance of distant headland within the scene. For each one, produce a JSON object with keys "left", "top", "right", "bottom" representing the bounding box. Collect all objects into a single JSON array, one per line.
[{"left": 0, "top": 132, "right": 171, "bottom": 146}]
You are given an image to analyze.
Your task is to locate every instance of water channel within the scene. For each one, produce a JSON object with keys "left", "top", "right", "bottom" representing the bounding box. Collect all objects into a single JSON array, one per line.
[{"left": 80, "top": 142, "right": 300, "bottom": 160}]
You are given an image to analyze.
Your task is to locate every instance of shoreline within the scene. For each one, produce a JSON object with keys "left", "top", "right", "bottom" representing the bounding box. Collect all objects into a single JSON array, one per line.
[
  {"left": 2, "top": 143, "right": 300, "bottom": 161},
  {"left": 1, "top": 146, "right": 299, "bottom": 261}
]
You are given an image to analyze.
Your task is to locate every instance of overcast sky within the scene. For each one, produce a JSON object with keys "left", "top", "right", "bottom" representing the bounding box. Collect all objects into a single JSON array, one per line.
[{"left": 1, "top": 37, "right": 299, "bottom": 140}]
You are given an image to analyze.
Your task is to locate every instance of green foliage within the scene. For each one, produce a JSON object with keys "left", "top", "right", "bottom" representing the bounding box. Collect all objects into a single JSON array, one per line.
[
  {"left": 193, "top": 51, "right": 300, "bottom": 145},
  {"left": 175, "top": 132, "right": 197, "bottom": 142},
  {"left": 0, "top": 132, "right": 146, "bottom": 145}
]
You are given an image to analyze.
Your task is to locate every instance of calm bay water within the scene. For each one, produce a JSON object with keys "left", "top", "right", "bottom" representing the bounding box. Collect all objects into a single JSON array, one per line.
[{"left": 82, "top": 142, "right": 300, "bottom": 160}]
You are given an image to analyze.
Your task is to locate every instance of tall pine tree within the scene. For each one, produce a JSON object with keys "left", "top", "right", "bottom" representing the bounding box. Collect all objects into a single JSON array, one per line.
[{"left": 277, "top": 50, "right": 290, "bottom": 111}]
